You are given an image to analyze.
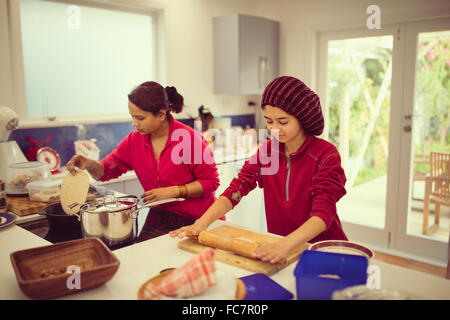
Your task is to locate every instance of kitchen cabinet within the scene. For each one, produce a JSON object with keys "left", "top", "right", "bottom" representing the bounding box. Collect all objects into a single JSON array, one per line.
[
  {"left": 124, "top": 179, "right": 144, "bottom": 199},
  {"left": 99, "top": 177, "right": 144, "bottom": 199},
  {"left": 101, "top": 181, "right": 125, "bottom": 194},
  {"left": 213, "top": 14, "right": 279, "bottom": 95},
  {"left": 216, "top": 162, "right": 266, "bottom": 231}
]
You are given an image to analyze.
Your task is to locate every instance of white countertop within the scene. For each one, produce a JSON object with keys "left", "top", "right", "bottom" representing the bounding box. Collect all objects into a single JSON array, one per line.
[{"left": 1, "top": 219, "right": 449, "bottom": 300}]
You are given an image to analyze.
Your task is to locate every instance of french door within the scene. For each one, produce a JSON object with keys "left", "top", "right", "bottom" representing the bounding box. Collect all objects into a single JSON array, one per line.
[
  {"left": 317, "top": 18, "right": 449, "bottom": 264},
  {"left": 395, "top": 18, "right": 449, "bottom": 263}
]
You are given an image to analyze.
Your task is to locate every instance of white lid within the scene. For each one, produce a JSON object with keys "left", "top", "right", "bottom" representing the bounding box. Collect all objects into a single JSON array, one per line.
[
  {"left": 26, "top": 178, "right": 63, "bottom": 190},
  {"left": 9, "top": 161, "right": 49, "bottom": 169}
]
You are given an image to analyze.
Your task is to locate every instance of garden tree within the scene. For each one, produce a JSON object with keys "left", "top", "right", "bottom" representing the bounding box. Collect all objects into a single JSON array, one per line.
[
  {"left": 328, "top": 34, "right": 449, "bottom": 189},
  {"left": 328, "top": 37, "right": 392, "bottom": 189},
  {"left": 415, "top": 36, "right": 450, "bottom": 147}
]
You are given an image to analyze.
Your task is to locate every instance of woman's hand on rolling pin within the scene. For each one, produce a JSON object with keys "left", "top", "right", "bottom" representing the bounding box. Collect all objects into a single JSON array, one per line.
[
  {"left": 141, "top": 186, "right": 179, "bottom": 203},
  {"left": 169, "top": 220, "right": 207, "bottom": 239},
  {"left": 253, "top": 239, "right": 291, "bottom": 264},
  {"left": 66, "top": 155, "right": 89, "bottom": 175}
]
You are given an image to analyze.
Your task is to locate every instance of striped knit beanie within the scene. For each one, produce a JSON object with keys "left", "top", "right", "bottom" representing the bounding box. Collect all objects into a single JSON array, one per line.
[{"left": 261, "top": 76, "right": 324, "bottom": 136}]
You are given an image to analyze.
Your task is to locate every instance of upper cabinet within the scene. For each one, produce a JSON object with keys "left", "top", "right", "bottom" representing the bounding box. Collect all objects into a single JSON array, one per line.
[{"left": 213, "top": 14, "right": 279, "bottom": 95}]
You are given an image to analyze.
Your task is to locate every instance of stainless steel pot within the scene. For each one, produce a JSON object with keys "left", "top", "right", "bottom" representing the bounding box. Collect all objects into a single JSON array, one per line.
[{"left": 68, "top": 195, "right": 185, "bottom": 247}]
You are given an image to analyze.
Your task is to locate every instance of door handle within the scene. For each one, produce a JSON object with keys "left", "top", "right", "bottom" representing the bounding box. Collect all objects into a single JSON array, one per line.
[{"left": 259, "top": 56, "right": 268, "bottom": 89}]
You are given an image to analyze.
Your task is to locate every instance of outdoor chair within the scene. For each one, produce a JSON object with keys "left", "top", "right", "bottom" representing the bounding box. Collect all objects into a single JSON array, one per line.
[
  {"left": 422, "top": 152, "right": 450, "bottom": 235},
  {"left": 412, "top": 154, "right": 430, "bottom": 201}
]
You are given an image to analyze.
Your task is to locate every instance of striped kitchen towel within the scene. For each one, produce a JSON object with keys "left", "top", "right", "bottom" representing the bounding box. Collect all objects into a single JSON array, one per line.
[{"left": 144, "top": 248, "right": 217, "bottom": 299}]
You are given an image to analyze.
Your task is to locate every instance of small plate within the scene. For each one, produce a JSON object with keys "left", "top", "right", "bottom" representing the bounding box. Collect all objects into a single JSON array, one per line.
[
  {"left": 137, "top": 269, "right": 243, "bottom": 300},
  {"left": 309, "top": 240, "right": 374, "bottom": 259},
  {"left": 0, "top": 212, "right": 17, "bottom": 229}
]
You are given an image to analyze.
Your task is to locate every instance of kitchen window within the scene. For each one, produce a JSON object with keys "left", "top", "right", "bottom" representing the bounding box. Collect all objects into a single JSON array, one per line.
[{"left": 5, "top": 0, "right": 163, "bottom": 127}]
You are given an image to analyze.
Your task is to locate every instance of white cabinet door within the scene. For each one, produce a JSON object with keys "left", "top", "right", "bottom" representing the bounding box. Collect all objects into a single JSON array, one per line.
[
  {"left": 101, "top": 181, "right": 125, "bottom": 194},
  {"left": 124, "top": 179, "right": 144, "bottom": 199},
  {"left": 216, "top": 162, "right": 266, "bottom": 231},
  {"left": 213, "top": 14, "right": 279, "bottom": 94}
]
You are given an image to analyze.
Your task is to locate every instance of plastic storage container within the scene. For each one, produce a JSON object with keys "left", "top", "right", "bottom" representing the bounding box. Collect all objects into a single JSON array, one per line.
[
  {"left": 74, "top": 140, "right": 100, "bottom": 160},
  {"left": 6, "top": 161, "right": 51, "bottom": 195},
  {"left": 26, "top": 178, "right": 63, "bottom": 202},
  {"left": 294, "top": 250, "right": 368, "bottom": 300}
]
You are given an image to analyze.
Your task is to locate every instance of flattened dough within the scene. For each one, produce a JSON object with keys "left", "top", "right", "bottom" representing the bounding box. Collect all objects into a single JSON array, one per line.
[{"left": 60, "top": 169, "right": 89, "bottom": 215}]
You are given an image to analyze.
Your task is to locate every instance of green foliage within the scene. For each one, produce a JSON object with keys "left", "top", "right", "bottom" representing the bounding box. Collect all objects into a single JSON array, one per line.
[
  {"left": 415, "top": 37, "right": 450, "bottom": 142},
  {"left": 354, "top": 165, "right": 387, "bottom": 187},
  {"left": 328, "top": 34, "right": 449, "bottom": 187}
]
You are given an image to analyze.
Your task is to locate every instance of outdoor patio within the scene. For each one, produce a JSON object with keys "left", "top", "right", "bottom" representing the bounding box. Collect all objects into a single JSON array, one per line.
[{"left": 337, "top": 175, "right": 450, "bottom": 243}]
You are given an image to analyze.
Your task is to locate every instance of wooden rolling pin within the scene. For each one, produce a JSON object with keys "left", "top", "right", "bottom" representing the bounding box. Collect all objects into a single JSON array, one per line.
[{"left": 198, "top": 230, "right": 259, "bottom": 259}]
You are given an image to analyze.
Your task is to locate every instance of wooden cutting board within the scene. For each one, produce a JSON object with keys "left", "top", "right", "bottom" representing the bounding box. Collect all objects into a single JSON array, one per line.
[
  {"left": 6, "top": 194, "right": 96, "bottom": 217},
  {"left": 6, "top": 196, "right": 54, "bottom": 216},
  {"left": 178, "top": 225, "right": 309, "bottom": 276}
]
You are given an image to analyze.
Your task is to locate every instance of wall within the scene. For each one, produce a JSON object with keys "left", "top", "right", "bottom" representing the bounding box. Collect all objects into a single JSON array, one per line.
[
  {"left": 157, "top": 0, "right": 260, "bottom": 119},
  {"left": 250, "top": 0, "right": 450, "bottom": 89},
  {"left": 3, "top": 0, "right": 450, "bottom": 165},
  {"left": 2, "top": 0, "right": 259, "bottom": 165}
]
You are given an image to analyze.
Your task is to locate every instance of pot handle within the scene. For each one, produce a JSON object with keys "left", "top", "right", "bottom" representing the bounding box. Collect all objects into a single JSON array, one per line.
[
  {"left": 130, "top": 197, "right": 185, "bottom": 218},
  {"left": 66, "top": 202, "right": 82, "bottom": 221}
]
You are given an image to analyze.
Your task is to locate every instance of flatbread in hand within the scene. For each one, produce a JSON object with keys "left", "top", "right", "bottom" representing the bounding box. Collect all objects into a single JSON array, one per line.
[{"left": 60, "top": 169, "right": 89, "bottom": 215}]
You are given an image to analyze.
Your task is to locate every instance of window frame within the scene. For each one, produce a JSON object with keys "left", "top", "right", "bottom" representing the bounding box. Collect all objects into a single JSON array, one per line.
[{"left": 5, "top": 0, "right": 164, "bottom": 128}]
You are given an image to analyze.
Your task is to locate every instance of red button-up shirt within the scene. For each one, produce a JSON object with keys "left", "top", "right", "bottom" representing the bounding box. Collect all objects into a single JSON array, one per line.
[{"left": 100, "top": 115, "right": 219, "bottom": 219}]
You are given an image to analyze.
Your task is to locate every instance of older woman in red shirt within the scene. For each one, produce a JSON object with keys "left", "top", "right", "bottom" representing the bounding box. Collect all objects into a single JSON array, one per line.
[{"left": 67, "top": 82, "right": 219, "bottom": 241}]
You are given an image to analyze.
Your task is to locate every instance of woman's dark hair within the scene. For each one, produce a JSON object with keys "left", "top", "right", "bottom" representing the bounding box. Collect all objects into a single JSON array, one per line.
[{"left": 128, "top": 81, "right": 184, "bottom": 117}]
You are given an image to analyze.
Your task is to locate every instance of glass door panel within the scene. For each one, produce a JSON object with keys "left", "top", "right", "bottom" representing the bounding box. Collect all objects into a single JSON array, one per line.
[
  {"left": 394, "top": 18, "right": 449, "bottom": 264},
  {"left": 407, "top": 30, "right": 450, "bottom": 242},
  {"left": 319, "top": 19, "right": 449, "bottom": 264},
  {"left": 327, "top": 36, "right": 393, "bottom": 229}
]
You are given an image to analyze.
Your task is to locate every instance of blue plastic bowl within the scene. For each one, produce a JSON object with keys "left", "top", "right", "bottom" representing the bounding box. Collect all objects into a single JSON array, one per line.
[{"left": 294, "top": 250, "right": 368, "bottom": 300}]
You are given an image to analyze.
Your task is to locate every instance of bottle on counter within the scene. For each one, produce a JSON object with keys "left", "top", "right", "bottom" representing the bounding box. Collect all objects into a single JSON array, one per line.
[{"left": 0, "top": 180, "right": 6, "bottom": 210}]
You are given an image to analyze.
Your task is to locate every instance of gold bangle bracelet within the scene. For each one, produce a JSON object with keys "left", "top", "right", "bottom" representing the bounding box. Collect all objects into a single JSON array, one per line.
[{"left": 178, "top": 184, "right": 188, "bottom": 198}]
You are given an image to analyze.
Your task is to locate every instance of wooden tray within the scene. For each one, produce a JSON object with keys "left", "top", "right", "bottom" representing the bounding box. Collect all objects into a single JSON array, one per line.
[
  {"left": 137, "top": 269, "right": 245, "bottom": 300},
  {"left": 178, "top": 225, "right": 309, "bottom": 276},
  {"left": 10, "top": 237, "right": 120, "bottom": 299}
]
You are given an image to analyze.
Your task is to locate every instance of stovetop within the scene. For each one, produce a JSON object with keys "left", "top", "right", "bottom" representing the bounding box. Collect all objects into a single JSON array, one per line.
[{"left": 21, "top": 220, "right": 137, "bottom": 251}]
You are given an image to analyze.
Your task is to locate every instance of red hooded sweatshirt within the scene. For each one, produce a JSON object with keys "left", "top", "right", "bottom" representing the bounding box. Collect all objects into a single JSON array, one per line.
[{"left": 221, "top": 135, "right": 348, "bottom": 243}]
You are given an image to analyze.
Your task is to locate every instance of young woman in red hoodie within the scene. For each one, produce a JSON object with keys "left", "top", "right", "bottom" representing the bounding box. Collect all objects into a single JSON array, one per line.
[{"left": 170, "top": 76, "right": 348, "bottom": 263}]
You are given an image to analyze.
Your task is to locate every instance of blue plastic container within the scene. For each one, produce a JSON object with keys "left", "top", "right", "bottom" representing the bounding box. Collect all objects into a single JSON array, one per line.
[{"left": 294, "top": 250, "right": 368, "bottom": 300}]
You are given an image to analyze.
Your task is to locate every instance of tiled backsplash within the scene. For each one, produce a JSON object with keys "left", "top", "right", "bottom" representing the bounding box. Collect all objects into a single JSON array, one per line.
[{"left": 8, "top": 114, "right": 255, "bottom": 166}]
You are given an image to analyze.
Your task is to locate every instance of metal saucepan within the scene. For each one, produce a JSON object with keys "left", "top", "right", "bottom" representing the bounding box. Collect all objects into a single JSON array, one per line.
[
  {"left": 39, "top": 203, "right": 81, "bottom": 230},
  {"left": 68, "top": 195, "right": 184, "bottom": 247},
  {"left": 38, "top": 184, "right": 101, "bottom": 230}
]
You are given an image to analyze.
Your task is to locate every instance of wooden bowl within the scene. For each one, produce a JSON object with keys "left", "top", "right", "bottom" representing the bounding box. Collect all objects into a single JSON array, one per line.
[
  {"left": 137, "top": 269, "right": 246, "bottom": 300},
  {"left": 10, "top": 237, "right": 120, "bottom": 299}
]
